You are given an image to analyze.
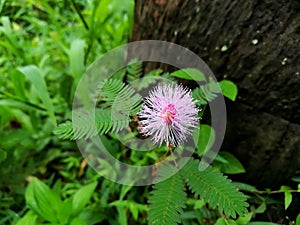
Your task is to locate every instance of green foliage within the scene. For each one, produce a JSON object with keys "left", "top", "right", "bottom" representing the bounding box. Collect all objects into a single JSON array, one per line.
[
  {"left": 18, "top": 65, "right": 57, "bottom": 125},
  {"left": 232, "top": 182, "right": 258, "bottom": 192},
  {"left": 126, "top": 59, "right": 143, "bottom": 83},
  {"left": 170, "top": 68, "right": 206, "bottom": 81},
  {"left": 296, "top": 214, "right": 300, "bottom": 225},
  {"left": 1, "top": 1, "right": 298, "bottom": 225},
  {"left": 97, "top": 78, "right": 142, "bottom": 115},
  {"left": 130, "top": 68, "right": 164, "bottom": 91},
  {"left": 0, "top": 0, "right": 135, "bottom": 224},
  {"left": 24, "top": 178, "right": 97, "bottom": 225},
  {"left": 0, "top": 148, "right": 7, "bottom": 163},
  {"left": 215, "top": 217, "right": 238, "bottom": 225},
  {"left": 193, "top": 124, "right": 215, "bottom": 156},
  {"left": 54, "top": 109, "right": 130, "bottom": 140},
  {"left": 25, "top": 178, "right": 63, "bottom": 223},
  {"left": 180, "top": 159, "right": 249, "bottom": 218},
  {"left": 192, "top": 79, "right": 238, "bottom": 105},
  {"left": 280, "top": 185, "right": 293, "bottom": 210},
  {"left": 192, "top": 81, "right": 222, "bottom": 105},
  {"left": 247, "top": 222, "right": 279, "bottom": 225},
  {"left": 15, "top": 211, "right": 37, "bottom": 225},
  {"left": 148, "top": 159, "right": 249, "bottom": 225},
  {"left": 54, "top": 78, "right": 142, "bottom": 140},
  {"left": 214, "top": 151, "right": 246, "bottom": 174},
  {"left": 219, "top": 80, "right": 238, "bottom": 101},
  {"left": 109, "top": 200, "right": 148, "bottom": 223},
  {"left": 149, "top": 172, "right": 186, "bottom": 225},
  {"left": 84, "top": 0, "right": 134, "bottom": 54},
  {"left": 230, "top": 181, "right": 300, "bottom": 224},
  {"left": 235, "top": 212, "right": 253, "bottom": 225},
  {"left": 70, "top": 39, "right": 86, "bottom": 99},
  {"left": 71, "top": 182, "right": 98, "bottom": 216}
]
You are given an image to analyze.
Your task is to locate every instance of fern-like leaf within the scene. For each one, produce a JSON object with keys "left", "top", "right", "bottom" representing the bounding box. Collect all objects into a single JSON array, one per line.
[
  {"left": 192, "top": 81, "right": 221, "bottom": 105},
  {"left": 53, "top": 109, "right": 130, "bottom": 140},
  {"left": 53, "top": 121, "right": 74, "bottom": 140},
  {"left": 55, "top": 79, "right": 142, "bottom": 140},
  {"left": 98, "top": 79, "right": 142, "bottom": 115},
  {"left": 126, "top": 59, "right": 143, "bottom": 83},
  {"left": 130, "top": 69, "right": 163, "bottom": 91},
  {"left": 180, "top": 159, "right": 248, "bottom": 218},
  {"left": 149, "top": 167, "right": 186, "bottom": 225}
]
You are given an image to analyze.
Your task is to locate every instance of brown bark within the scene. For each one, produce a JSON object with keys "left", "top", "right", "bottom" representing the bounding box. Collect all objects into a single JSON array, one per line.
[{"left": 132, "top": 0, "right": 300, "bottom": 187}]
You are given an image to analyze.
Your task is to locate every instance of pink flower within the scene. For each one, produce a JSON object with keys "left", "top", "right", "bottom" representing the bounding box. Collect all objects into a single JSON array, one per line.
[{"left": 138, "top": 84, "right": 199, "bottom": 147}]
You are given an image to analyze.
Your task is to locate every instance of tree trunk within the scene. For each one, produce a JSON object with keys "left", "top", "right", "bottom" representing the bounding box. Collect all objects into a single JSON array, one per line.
[{"left": 131, "top": 0, "right": 300, "bottom": 188}]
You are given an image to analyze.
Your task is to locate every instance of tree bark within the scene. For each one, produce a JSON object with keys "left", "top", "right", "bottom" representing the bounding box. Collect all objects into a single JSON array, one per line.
[{"left": 132, "top": 0, "right": 300, "bottom": 188}]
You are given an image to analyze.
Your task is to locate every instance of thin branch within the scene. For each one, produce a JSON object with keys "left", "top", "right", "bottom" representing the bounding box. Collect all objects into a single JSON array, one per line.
[
  {"left": 239, "top": 188, "right": 300, "bottom": 195},
  {"left": 168, "top": 144, "right": 179, "bottom": 168}
]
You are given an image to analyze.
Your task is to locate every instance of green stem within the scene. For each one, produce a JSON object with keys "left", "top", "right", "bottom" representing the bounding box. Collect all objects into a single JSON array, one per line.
[
  {"left": 70, "top": 0, "right": 89, "bottom": 30},
  {"left": 240, "top": 189, "right": 300, "bottom": 195}
]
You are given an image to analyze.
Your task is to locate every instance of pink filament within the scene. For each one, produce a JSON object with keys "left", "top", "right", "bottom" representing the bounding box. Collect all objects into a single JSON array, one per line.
[{"left": 161, "top": 104, "right": 176, "bottom": 125}]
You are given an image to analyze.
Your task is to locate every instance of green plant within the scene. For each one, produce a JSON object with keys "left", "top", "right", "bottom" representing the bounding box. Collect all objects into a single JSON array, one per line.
[
  {"left": 0, "top": 0, "right": 134, "bottom": 224},
  {"left": 54, "top": 78, "right": 142, "bottom": 140},
  {"left": 2, "top": 1, "right": 298, "bottom": 225},
  {"left": 17, "top": 178, "right": 97, "bottom": 225},
  {"left": 232, "top": 180, "right": 300, "bottom": 225},
  {"left": 149, "top": 159, "right": 248, "bottom": 225},
  {"left": 54, "top": 64, "right": 249, "bottom": 224}
]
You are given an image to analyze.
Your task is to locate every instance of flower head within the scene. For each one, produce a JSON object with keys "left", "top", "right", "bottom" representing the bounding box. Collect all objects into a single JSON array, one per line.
[{"left": 138, "top": 83, "right": 199, "bottom": 146}]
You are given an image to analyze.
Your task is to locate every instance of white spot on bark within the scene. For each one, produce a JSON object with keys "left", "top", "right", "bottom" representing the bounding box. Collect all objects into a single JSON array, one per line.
[
  {"left": 251, "top": 39, "right": 258, "bottom": 45},
  {"left": 281, "top": 57, "right": 288, "bottom": 65},
  {"left": 221, "top": 45, "right": 228, "bottom": 52}
]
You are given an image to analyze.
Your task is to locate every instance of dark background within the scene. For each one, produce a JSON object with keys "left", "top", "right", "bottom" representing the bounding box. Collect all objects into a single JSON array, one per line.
[{"left": 131, "top": 0, "right": 300, "bottom": 188}]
